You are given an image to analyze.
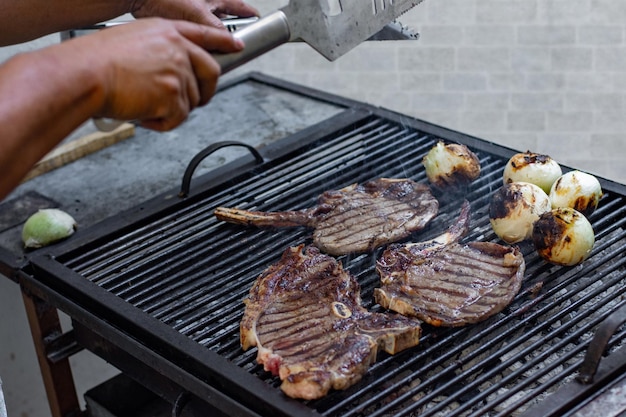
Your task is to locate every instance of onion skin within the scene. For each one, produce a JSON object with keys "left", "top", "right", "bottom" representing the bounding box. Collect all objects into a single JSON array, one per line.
[
  {"left": 423, "top": 141, "right": 481, "bottom": 189},
  {"left": 503, "top": 151, "right": 562, "bottom": 194},
  {"left": 532, "top": 207, "right": 594, "bottom": 266},
  {"left": 22, "top": 208, "right": 77, "bottom": 248},
  {"left": 489, "top": 182, "right": 551, "bottom": 244},
  {"left": 549, "top": 170, "right": 603, "bottom": 217}
]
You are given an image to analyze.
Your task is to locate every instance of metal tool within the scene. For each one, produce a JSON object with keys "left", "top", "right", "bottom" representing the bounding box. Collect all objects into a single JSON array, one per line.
[
  {"left": 65, "top": 0, "right": 425, "bottom": 131},
  {"left": 216, "top": 0, "right": 425, "bottom": 73},
  {"left": 222, "top": 16, "right": 420, "bottom": 42}
]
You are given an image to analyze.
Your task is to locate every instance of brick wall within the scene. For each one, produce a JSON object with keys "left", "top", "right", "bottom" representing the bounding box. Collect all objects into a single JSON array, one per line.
[
  {"left": 2, "top": 0, "right": 625, "bottom": 183},
  {"left": 230, "top": 0, "right": 626, "bottom": 184}
]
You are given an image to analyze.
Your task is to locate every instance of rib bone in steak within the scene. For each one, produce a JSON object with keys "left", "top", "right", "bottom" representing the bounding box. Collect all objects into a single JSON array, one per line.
[
  {"left": 374, "top": 201, "right": 525, "bottom": 327},
  {"left": 215, "top": 178, "right": 438, "bottom": 255},
  {"left": 240, "top": 244, "right": 422, "bottom": 400}
]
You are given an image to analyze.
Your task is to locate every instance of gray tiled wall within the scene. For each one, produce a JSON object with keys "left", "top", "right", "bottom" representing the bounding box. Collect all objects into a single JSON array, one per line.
[{"left": 229, "top": 0, "right": 626, "bottom": 184}]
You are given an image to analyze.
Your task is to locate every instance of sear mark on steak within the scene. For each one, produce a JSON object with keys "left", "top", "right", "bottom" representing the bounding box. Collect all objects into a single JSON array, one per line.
[
  {"left": 374, "top": 201, "right": 525, "bottom": 327},
  {"left": 215, "top": 178, "right": 439, "bottom": 255},
  {"left": 240, "top": 244, "right": 422, "bottom": 400}
]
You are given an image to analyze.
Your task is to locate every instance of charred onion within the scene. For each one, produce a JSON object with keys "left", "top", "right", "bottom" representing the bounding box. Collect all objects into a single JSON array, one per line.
[
  {"left": 423, "top": 141, "right": 481, "bottom": 189},
  {"left": 549, "top": 170, "right": 603, "bottom": 216},
  {"left": 532, "top": 207, "right": 595, "bottom": 266},
  {"left": 503, "top": 151, "right": 562, "bottom": 194},
  {"left": 489, "top": 182, "right": 551, "bottom": 244}
]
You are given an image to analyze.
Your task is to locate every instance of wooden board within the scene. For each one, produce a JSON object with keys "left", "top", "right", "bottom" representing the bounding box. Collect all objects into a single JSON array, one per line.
[{"left": 22, "top": 122, "right": 135, "bottom": 182}]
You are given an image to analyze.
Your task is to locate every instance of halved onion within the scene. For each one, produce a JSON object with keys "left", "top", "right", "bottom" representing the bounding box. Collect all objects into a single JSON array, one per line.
[
  {"left": 532, "top": 207, "right": 594, "bottom": 266},
  {"left": 489, "top": 182, "right": 551, "bottom": 244},
  {"left": 22, "top": 208, "right": 77, "bottom": 248},
  {"left": 423, "top": 140, "right": 481, "bottom": 189},
  {"left": 503, "top": 151, "right": 562, "bottom": 194},
  {"left": 549, "top": 170, "right": 603, "bottom": 216}
]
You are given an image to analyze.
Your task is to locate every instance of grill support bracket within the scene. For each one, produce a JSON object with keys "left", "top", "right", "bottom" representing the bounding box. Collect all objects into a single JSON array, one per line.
[
  {"left": 21, "top": 288, "right": 81, "bottom": 417},
  {"left": 578, "top": 303, "right": 626, "bottom": 384}
]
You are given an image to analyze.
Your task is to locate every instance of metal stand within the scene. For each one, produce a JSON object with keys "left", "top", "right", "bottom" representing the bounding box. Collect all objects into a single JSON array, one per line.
[{"left": 22, "top": 290, "right": 83, "bottom": 417}]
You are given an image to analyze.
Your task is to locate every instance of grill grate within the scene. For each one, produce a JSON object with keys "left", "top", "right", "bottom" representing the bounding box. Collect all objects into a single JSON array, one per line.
[{"left": 36, "top": 105, "right": 626, "bottom": 417}]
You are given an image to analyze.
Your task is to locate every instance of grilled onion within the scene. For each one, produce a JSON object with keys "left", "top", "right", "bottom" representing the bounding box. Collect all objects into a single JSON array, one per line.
[
  {"left": 532, "top": 207, "right": 594, "bottom": 266},
  {"left": 489, "top": 182, "right": 551, "bottom": 244},
  {"left": 503, "top": 151, "right": 562, "bottom": 194},
  {"left": 549, "top": 170, "right": 602, "bottom": 217},
  {"left": 423, "top": 141, "right": 481, "bottom": 189}
]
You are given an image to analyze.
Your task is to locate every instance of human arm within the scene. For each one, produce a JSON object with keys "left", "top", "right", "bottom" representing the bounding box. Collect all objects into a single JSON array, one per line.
[
  {"left": 132, "top": 0, "right": 259, "bottom": 29},
  {"left": 0, "top": 0, "right": 258, "bottom": 46},
  {"left": 0, "top": 18, "right": 242, "bottom": 199},
  {"left": 0, "top": 0, "right": 130, "bottom": 46}
]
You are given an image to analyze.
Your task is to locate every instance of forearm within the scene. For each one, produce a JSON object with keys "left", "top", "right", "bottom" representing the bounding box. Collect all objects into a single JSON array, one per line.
[
  {"left": 0, "top": 44, "right": 105, "bottom": 199},
  {"left": 0, "top": 0, "right": 131, "bottom": 45},
  {"left": 0, "top": 17, "right": 244, "bottom": 200}
]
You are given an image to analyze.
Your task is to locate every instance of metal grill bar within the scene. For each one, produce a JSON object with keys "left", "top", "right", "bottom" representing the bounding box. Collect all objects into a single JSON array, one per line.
[
  {"left": 319, "top": 248, "right": 626, "bottom": 417},
  {"left": 70, "top": 119, "right": 440, "bottom": 305},
  {"left": 65, "top": 118, "right": 423, "bottom": 277},
  {"left": 35, "top": 107, "right": 626, "bottom": 417}
]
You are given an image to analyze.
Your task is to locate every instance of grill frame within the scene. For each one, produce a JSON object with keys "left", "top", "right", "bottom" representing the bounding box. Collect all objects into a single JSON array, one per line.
[{"left": 17, "top": 72, "right": 626, "bottom": 417}]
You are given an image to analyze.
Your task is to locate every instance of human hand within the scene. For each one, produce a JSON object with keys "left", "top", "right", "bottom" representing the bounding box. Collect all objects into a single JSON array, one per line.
[
  {"left": 131, "top": 0, "right": 259, "bottom": 29},
  {"left": 73, "top": 18, "right": 243, "bottom": 131}
]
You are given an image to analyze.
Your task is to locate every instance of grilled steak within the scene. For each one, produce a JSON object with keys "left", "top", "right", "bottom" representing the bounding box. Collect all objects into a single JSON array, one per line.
[
  {"left": 374, "top": 201, "right": 525, "bottom": 327},
  {"left": 240, "top": 244, "right": 422, "bottom": 400},
  {"left": 215, "top": 178, "right": 438, "bottom": 255}
]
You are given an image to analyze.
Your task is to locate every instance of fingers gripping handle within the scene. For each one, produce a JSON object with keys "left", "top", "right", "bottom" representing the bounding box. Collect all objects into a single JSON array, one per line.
[
  {"left": 215, "top": 11, "right": 291, "bottom": 74},
  {"left": 93, "top": 13, "right": 290, "bottom": 131}
]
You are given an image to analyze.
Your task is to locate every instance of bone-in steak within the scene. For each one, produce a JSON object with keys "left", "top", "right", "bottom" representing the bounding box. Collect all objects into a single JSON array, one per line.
[
  {"left": 374, "top": 201, "right": 525, "bottom": 327},
  {"left": 215, "top": 178, "right": 438, "bottom": 255},
  {"left": 240, "top": 244, "right": 422, "bottom": 400}
]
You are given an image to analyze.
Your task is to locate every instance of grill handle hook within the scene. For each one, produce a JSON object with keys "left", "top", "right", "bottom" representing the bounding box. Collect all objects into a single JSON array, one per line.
[
  {"left": 179, "top": 141, "right": 264, "bottom": 198},
  {"left": 172, "top": 391, "right": 190, "bottom": 417},
  {"left": 577, "top": 302, "right": 626, "bottom": 384}
]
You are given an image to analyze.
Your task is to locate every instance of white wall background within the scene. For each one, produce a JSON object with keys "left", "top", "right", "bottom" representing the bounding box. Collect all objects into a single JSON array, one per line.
[
  {"left": 232, "top": 0, "right": 626, "bottom": 184},
  {"left": 1, "top": 1, "right": 625, "bottom": 416}
]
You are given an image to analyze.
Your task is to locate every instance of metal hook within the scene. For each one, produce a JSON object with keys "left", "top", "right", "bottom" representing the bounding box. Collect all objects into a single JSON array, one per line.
[
  {"left": 577, "top": 302, "right": 626, "bottom": 384},
  {"left": 172, "top": 391, "right": 190, "bottom": 417},
  {"left": 179, "top": 141, "right": 264, "bottom": 198}
]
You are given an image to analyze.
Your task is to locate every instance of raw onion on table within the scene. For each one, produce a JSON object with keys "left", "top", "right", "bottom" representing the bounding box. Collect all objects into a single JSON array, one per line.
[{"left": 22, "top": 208, "right": 77, "bottom": 248}]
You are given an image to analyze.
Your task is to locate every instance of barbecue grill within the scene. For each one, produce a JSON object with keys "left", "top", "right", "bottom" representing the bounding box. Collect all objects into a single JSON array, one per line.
[{"left": 3, "top": 73, "right": 626, "bottom": 417}]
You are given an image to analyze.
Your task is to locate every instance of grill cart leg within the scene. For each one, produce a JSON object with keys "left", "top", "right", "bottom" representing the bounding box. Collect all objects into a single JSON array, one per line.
[{"left": 22, "top": 290, "right": 83, "bottom": 417}]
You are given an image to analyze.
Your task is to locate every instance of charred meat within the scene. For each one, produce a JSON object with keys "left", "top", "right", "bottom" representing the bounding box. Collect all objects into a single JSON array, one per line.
[
  {"left": 374, "top": 201, "right": 525, "bottom": 327},
  {"left": 240, "top": 244, "right": 422, "bottom": 400},
  {"left": 215, "top": 178, "right": 438, "bottom": 255}
]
